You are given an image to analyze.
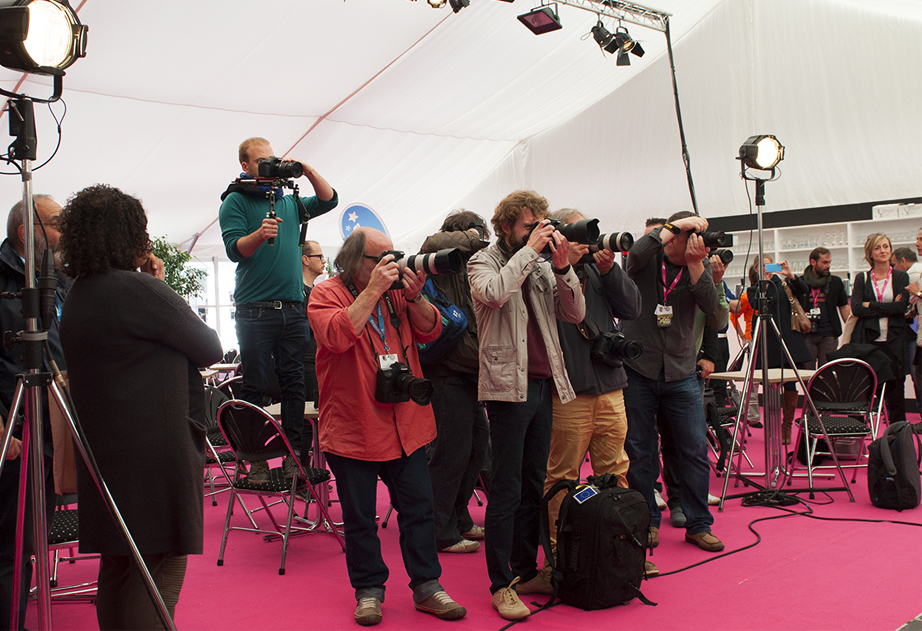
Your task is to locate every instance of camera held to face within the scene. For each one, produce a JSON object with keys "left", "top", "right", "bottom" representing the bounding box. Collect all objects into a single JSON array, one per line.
[
  {"left": 375, "top": 361, "right": 434, "bottom": 406},
  {"left": 258, "top": 156, "right": 304, "bottom": 179},
  {"left": 527, "top": 218, "right": 601, "bottom": 255},
  {"left": 590, "top": 331, "right": 643, "bottom": 368},
  {"left": 377, "top": 248, "right": 464, "bottom": 290}
]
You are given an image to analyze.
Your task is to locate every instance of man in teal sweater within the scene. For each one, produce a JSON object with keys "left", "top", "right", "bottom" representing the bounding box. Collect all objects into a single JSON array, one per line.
[{"left": 219, "top": 137, "right": 337, "bottom": 482}]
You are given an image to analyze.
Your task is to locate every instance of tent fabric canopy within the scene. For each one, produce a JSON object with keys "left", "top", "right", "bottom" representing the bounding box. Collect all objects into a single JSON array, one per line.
[{"left": 0, "top": 0, "right": 919, "bottom": 261}]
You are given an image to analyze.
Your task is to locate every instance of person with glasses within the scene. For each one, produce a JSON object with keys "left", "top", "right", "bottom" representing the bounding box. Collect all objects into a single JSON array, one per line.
[
  {"left": 301, "top": 240, "right": 326, "bottom": 410},
  {"left": 308, "top": 227, "right": 466, "bottom": 626},
  {"left": 542, "top": 207, "right": 642, "bottom": 569},
  {"left": 218, "top": 137, "right": 337, "bottom": 483}
]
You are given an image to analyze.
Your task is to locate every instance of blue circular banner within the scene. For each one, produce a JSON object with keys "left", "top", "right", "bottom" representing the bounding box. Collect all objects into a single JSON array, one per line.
[{"left": 340, "top": 203, "right": 389, "bottom": 240}]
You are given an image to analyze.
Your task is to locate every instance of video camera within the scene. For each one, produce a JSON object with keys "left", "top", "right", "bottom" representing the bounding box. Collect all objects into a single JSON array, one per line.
[
  {"left": 375, "top": 361, "right": 433, "bottom": 405},
  {"left": 377, "top": 248, "right": 464, "bottom": 290},
  {"left": 258, "top": 156, "right": 303, "bottom": 179},
  {"left": 590, "top": 331, "right": 643, "bottom": 368}
]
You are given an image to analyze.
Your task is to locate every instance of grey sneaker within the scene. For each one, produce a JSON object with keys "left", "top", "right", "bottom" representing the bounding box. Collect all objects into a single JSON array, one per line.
[
  {"left": 246, "top": 460, "right": 270, "bottom": 484},
  {"left": 670, "top": 506, "right": 687, "bottom": 529},
  {"left": 415, "top": 591, "right": 466, "bottom": 620},
  {"left": 354, "top": 597, "right": 382, "bottom": 626},
  {"left": 283, "top": 455, "right": 301, "bottom": 480}
]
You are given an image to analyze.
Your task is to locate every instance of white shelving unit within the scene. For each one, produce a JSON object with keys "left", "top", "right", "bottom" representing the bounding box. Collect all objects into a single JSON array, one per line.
[{"left": 722, "top": 203, "right": 922, "bottom": 289}]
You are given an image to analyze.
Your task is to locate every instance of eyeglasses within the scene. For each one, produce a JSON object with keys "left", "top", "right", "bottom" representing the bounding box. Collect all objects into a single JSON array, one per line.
[{"left": 304, "top": 254, "right": 325, "bottom": 260}]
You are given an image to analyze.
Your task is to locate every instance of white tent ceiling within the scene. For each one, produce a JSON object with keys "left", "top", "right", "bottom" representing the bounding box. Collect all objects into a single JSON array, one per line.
[{"left": 0, "top": 0, "right": 919, "bottom": 262}]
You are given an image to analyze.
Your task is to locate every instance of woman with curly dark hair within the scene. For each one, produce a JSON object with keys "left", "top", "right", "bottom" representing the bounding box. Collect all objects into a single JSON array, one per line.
[{"left": 58, "top": 184, "right": 223, "bottom": 630}]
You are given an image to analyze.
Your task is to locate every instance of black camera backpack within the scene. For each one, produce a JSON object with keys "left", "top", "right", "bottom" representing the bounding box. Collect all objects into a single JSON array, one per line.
[
  {"left": 540, "top": 474, "right": 655, "bottom": 610},
  {"left": 867, "top": 421, "right": 921, "bottom": 511}
]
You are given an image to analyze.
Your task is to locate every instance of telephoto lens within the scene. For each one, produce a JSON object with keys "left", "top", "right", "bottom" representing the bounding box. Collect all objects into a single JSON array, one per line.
[
  {"left": 697, "top": 231, "right": 732, "bottom": 249},
  {"left": 594, "top": 231, "right": 634, "bottom": 253},
  {"left": 399, "top": 248, "right": 464, "bottom": 276}
]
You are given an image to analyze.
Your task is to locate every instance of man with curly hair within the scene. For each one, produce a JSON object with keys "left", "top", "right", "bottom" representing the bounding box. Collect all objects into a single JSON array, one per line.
[
  {"left": 468, "top": 190, "right": 585, "bottom": 620},
  {"left": 219, "top": 138, "right": 337, "bottom": 482}
]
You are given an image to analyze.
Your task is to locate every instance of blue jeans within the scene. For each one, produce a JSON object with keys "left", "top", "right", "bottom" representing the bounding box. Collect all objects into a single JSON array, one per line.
[
  {"left": 427, "top": 371, "right": 489, "bottom": 549},
  {"left": 325, "top": 448, "right": 442, "bottom": 603},
  {"left": 624, "top": 366, "right": 714, "bottom": 534},
  {"left": 235, "top": 304, "right": 307, "bottom": 453},
  {"left": 484, "top": 378, "right": 553, "bottom": 594}
]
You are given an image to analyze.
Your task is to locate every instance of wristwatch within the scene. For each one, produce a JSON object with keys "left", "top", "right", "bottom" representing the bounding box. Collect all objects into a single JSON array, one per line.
[
  {"left": 411, "top": 293, "right": 426, "bottom": 303},
  {"left": 662, "top": 223, "right": 681, "bottom": 235}
]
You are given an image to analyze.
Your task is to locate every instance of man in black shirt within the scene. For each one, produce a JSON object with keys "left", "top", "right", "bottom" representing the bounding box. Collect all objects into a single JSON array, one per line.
[{"left": 799, "top": 247, "right": 850, "bottom": 369}]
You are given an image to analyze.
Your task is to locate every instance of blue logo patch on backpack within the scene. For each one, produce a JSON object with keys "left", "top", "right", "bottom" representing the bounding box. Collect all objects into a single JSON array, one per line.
[{"left": 417, "top": 277, "right": 467, "bottom": 365}]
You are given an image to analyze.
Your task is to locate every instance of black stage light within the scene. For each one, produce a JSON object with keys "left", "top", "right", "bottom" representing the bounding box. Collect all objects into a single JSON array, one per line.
[
  {"left": 0, "top": 0, "right": 86, "bottom": 75},
  {"left": 611, "top": 26, "right": 644, "bottom": 65},
  {"left": 449, "top": 0, "right": 469, "bottom": 12},
  {"left": 518, "top": 4, "right": 562, "bottom": 35},
  {"left": 739, "top": 135, "right": 784, "bottom": 170}
]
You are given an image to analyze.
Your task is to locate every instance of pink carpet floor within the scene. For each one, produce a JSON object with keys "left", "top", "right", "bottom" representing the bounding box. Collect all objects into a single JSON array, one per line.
[{"left": 26, "top": 414, "right": 922, "bottom": 631}]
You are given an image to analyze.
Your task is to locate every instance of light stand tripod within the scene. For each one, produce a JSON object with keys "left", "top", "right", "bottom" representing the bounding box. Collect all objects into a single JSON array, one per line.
[
  {"left": 718, "top": 144, "right": 854, "bottom": 506},
  {"left": 0, "top": 94, "right": 175, "bottom": 631}
]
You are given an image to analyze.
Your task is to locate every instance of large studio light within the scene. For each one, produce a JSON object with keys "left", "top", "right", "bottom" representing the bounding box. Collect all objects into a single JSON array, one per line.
[
  {"left": 518, "top": 4, "right": 562, "bottom": 35},
  {"left": 0, "top": 0, "right": 86, "bottom": 75},
  {"left": 739, "top": 135, "right": 785, "bottom": 170}
]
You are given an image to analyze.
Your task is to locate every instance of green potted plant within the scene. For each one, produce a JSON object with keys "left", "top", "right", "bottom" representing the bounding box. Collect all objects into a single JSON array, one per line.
[{"left": 150, "top": 236, "right": 207, "bottom": 301}]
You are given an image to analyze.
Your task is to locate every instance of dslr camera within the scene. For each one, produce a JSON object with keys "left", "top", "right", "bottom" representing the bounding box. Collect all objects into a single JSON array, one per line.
[
  {"left": 590, "top": 331, "right": 643, "bottom": 368},
  {"left": 692, "top": 230, "right": 733, "bottom": 249},
  {"left": 258, "top": 156, "right": 304, "bottom": 179},
  {"left": 527, "top": 218, "right": 601, "bottom": 255},
  {"left": 375, "top": 361, "right": 434, "bottom": 406},
  {"left": 377, "top": 248, "right": 464, "bottom": 290}
]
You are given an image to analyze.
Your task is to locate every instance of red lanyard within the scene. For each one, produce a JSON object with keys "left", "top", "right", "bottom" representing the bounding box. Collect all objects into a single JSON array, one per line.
[
  {"left": 811, "top": 288, "right": 822, "bottom": 307},
  {"left": 661, "top": 261, "right": 685, "bottom": 303},
  {"left": 871, "top": 268, "right": 891, "bottom": 303}
]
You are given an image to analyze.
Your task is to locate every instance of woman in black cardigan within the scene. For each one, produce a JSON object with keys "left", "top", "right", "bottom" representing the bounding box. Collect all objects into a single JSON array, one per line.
[
  {"left": 850, "top": 233, "right": 910, "bottom": 423},
  {"left": 58, "top": 185, "right": 223, "bottom": 630}
]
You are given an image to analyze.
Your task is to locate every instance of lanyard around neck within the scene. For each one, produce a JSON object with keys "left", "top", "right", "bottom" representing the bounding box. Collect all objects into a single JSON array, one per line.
[
  {"left": 871, "top": 267, "right": 892, "bottom": 303},
  {"left": 661, "top": 260, "right": 685, "bottom": 304},
  {"left": 347, "top": 283, "right": 409, "bottom": 362}
]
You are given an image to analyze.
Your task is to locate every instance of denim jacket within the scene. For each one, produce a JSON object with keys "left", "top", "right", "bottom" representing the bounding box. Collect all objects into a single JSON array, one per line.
[{"left": 468, "top": 243, "right": 585, "bottom": 404}]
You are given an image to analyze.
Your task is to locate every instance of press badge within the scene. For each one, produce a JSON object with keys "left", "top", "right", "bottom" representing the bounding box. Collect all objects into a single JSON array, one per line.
[
  {"left": 573, "top": 485, "right": 599, "bottom": 504},
  {"left": 379, "top": 354, "right": 399, "bottom": 370},
  {"left": 810, "top": 307, "right": 821, "bottom": 317},
  {"left": 655, "top": 304, "right": 674, "bottom": 328}
]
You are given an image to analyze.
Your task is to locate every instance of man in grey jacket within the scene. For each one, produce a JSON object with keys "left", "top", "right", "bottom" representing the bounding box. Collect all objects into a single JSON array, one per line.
[
  {"left": 622, "top": 211, "right": 724, "bottom": 554},
  {"left": 468, "top": 190, "right": 585, "bottom": 621}
]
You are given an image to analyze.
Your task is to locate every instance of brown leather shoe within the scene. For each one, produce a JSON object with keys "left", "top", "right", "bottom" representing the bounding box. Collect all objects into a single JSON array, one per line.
[
  {"left": 685, "top": 530, "right": 725, "bottom": 552},
  {"left": 439, "top": 539, "right": 480, "bottom": 553},
  {"left": 514, "top": 569, "right": 553, "bottom": 595},
  {"left": 644, "top": 560, "right": 659, "bottom": 577},
  {"left": 461, "top": 525, "right": 485, "bottom": 540}
]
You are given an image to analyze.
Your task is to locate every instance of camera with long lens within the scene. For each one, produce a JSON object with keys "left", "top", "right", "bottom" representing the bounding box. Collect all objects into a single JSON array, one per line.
[
  {"left": 378, "top": 248, "right": 463, "bottom": 289},
  {"left": 527, "top": 218, "right": 601, "bottom": 255},
  {"left": 590, "top": 331, "right": 643, "bottom": 368},
  {"left": 258, "top": 156, "right": 304, "bottom": 179},
  {"left": 578, "top": 230, "right": 635, "bottom": 265},
  {"left": 375, "top": 361, "right": 434, "bottom": 405},
  {"left": 693, "top": 230, "right": 733, "bottom": 249},
  {"left": 711, "top": 248, "right": 733, "bottom": 265}
]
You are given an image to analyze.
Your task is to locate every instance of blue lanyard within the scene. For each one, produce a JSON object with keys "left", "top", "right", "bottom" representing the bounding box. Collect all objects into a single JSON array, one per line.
[{"left": 367, "top": 302, "right": 390, "bottom": 353}]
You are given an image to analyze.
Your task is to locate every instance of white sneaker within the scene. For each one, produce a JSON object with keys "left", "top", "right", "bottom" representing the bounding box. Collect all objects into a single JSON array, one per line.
[
  {"left": 708, "top": 493, "right": 720, "bottom": 506},
  {"left": 654, "top": 489, "right": 667, "bottom": 509}
]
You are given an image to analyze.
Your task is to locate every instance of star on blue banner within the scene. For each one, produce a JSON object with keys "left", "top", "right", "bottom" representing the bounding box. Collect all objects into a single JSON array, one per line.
[{"left": 340, "top": 203, "right": 389, "bottom": 240}]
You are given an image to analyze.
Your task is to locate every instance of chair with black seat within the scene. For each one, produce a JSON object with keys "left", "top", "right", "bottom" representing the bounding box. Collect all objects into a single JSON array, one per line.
[
  {"left": 202, "top": 384, "right": 240, "bottom": 506},
  {"left": 43, "top": 494, "right": 97, "bottom": 601},
  {"left": 786, "top": 358, "right": 880, "bottom": 493},
  {"left": 216, "top": 399, "right": 344, "bottom": 575}
]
